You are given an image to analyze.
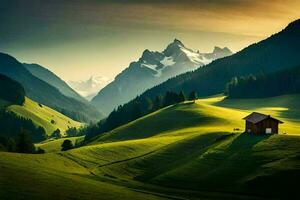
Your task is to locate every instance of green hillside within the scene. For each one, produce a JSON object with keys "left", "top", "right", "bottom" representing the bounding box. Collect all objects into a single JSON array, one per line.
[
  {"left": 0, "top": 152, "right": 165, "bottom": 200},
  {"left": 1, "top": 94, "right": 300, "bottom": 199},
  {"left": 8, "top": 97, "right": 82, "bottom": 136},
  {"left": 36, "top": 136, "right": 84, "bottom": 153}
]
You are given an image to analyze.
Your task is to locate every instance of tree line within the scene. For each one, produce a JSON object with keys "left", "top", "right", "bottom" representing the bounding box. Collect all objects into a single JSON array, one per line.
[
  {"left": 225, "top": 65, "right": 300, "bottom": 98},
  {"left": 0, "top": 110, "right": 47, "bottom": 142},
  {"left": 0, "top": 129, "right": 45, "bottom": 154},
  {"left": 84, "top": 90, "right": 197, "bottom": 142},
  {"left": 116, "top": 22, "right": 300, "bottom": 111}
]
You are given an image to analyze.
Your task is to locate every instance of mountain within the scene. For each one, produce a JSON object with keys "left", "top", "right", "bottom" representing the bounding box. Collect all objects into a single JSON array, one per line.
[
  {"left": 24, "top": 63, "right": 86, "bottom": 103},
  {"left": 92, "top": 39, "right": 232, "bottom": 114},
  {"left": 133, "top": 19, "right": 300, "bottom": 102},
  {"left": 0, "top": 73, "right": 25, "bottom": 106},
  {"left": 68, "top": 76, "right": 111, "bottom": 100},
  {"left": 0, "top": 53, "right": 103, "bottom": 122}
]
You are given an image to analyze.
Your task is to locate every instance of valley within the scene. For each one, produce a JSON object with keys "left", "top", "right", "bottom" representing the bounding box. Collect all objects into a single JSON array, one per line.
[
  {"left": 1, "top": 94, "right": 299, "bottom": 199},
  {"left": 1, "top": 6, "right": 300, "bottom": 199}
]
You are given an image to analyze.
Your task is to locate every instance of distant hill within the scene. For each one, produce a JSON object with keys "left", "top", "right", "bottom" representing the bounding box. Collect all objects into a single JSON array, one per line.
[
  {"left": 226, "top": 65, "right": 300, "bottom": 98},
  {"left": 135, "top": 19, "right": 300, "bottom": 101},
  {"left": 92, "top": 39, "right": 232, "bottom": 114},
  {"left": 24, "top": 63, "right": 87, "bottom": 103},
  {"left": 8, "top": 97, "right": 82, "bottom": 137},
  {"left": 0, "top": 75, "right": 81, "bottom": 142},
  {"left": 0, "top": 96, "right": 82, "bottom": 142},
  {"left": 0, "top": 53, "right": 103, "bottom": 122}
]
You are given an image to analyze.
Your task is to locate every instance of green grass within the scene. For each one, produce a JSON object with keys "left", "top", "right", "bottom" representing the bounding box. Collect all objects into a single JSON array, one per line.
[
  {"left": 8, "top": 97, "right": 82, "bottom": 136},
  {"left": 35, "top": 136, "right": 85, "bottom": 153},
  {"left": 0, "top": 152, "right": 165, "bottom": 200},
  {"left": 215, "top": 95, "right": 300, "bottom": 134},
  {"left": 1, "top": 94, "right": 300, "bottom": 199}
]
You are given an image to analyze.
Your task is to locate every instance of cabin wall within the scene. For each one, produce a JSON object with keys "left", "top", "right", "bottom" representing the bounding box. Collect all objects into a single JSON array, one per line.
[
  {"left": 256, "top": 119, "right": 279, "bottom": 134},
  {"left": 245, "top": 121, "right": 257, "bottom": 133},
  {"left": 245, "top": 119, "right": 279, "bottom": 134}
]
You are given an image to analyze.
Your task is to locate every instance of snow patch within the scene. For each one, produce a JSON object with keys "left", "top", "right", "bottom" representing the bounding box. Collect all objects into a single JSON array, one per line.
[
  {"left": 141, "top": 63, "right": 162, "bottom": 77},
  {"left": 160, "top": 56, "right": 175, "bottom": 66},
  {"left": 141, "top": 63, "right": 157, "bottom": 71},
  {"left": 180, "top": 47, "right": 213, "bottom": 65}
]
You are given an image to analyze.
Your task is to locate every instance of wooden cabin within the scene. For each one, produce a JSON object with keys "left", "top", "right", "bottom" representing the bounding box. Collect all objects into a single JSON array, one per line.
[{"left": 243, "top": 112, "right": 283, "bottom": 134}]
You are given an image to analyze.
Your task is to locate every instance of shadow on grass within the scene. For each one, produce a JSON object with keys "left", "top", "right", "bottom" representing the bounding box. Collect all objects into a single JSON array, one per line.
[{"left": 144, "top": 133, "right": 273, "bottom": 194}]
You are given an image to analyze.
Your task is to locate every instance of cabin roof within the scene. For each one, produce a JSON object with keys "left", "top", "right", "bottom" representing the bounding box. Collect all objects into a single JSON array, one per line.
[{"left": 243, "top": 112, "right": 283, "bottom": 124}]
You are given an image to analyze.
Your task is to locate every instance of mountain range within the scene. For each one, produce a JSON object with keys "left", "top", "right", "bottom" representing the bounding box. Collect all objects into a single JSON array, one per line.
[
  {"left": 24, "top": 63, "right": 87, "bottom": 103},
  {"left": 68, "top": 76, "right": 111, "bottom": 100},
  {"left": 91, "top": 39, "right": 232, "bottom": 114},
  {"left": 85, "top": 19, "right": 300, "bottom": 140},
  {"left": 0, "top": 53, "right": 103, "bottom": 122},
  {"left": 136, "top": 19, "right": 300, "bottom": 102}
]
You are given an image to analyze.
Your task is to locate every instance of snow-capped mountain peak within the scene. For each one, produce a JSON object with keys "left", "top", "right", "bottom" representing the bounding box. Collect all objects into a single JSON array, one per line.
[
  {"left": 138, "top": 39, "right": 232, "bottom": 77},
  {"left": 91, "top": 39, "right": 232, "bottom": 114},
  {"left": 68, "top": 76, "right": 111, "bottom": 100}
]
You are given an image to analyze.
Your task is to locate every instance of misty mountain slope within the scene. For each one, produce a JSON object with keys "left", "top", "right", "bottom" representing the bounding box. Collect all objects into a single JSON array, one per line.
[
  {"left": 68, "top": 76, "right": 111, "bottom": 100},
  {"left": 24, "top": 63, "right": 87, "bottom": 103},
  {"left": 0, "top": 74, "right": 25, "bottom": 106},
  {"left": 92, "top": 39, "right": 232, "bottom": 114},
  {"left": 0, "top": 53, "right": 103, "bottom": 122},
  {"left": 135, "top": 19, "right": 300, "bottom": 101}
]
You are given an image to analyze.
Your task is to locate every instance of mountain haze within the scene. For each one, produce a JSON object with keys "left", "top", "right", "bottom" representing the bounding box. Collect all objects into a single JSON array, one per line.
[
  {"left": 0, "top": 53, "right": 103, "bottom": 122},
  {"left": 92, "top": 39, "right": 232, "bottom": 114},
  {"left": 24, "top": 63, "right": 87, "bottom": 103},
  {"left": 68, "top": 76, "right": 111, "bottom": 100}
]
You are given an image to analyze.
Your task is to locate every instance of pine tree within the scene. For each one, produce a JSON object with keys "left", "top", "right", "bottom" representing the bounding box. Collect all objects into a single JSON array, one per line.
[
  {"left": 189, "top": 91, "right": 198, "bottom": 102},
  {"left": 154, "top": 95, "right": 163, "bottom": 110},
  {"left": 52, "top": 129, "right": 62, "bottom": 138},
  {"left": 178, "top": 91, "right": 186, "bottom": 102},
  {"left": 61, "top": 139, "right": 73, "bottom": 151},
  {"left": 16, "top": 129, "right": 36, "bottom": 153}
]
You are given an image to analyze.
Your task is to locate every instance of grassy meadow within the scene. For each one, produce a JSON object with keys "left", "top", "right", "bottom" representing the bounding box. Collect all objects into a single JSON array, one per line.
[
  {"left": 8, "top": 97, "right": 82, "bottom": 136},
  {"left": 1, "top": 95, "right": 300, "bottom": 199}
]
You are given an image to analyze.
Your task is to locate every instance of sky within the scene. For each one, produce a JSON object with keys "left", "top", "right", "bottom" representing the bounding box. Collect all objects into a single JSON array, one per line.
[{"left": 0, "top": 0, "right": 299, "bottom": 82}]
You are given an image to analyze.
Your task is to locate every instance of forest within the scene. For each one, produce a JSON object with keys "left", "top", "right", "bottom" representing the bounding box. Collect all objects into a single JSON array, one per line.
[
  {"left": 225, "top": 65, "right": 300, "bottom": 98},
  {"left": 0, "top": 74, "right": 25, "bottom": 105}
]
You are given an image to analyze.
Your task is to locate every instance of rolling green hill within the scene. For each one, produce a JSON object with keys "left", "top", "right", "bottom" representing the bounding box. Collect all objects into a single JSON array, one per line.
[
  {"left": 1, "top": 94, "right": 300, "bottom": 199},
  {"left": 8, "top": 97, "right": 82, "bottom": 136},
  {"left": 35, "top": 136, "right": 84, "bottom": 153}
]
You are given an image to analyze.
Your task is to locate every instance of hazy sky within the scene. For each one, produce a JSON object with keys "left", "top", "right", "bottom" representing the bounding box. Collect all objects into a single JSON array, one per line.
[{"left": 0, "top": 0, "right": 299, "bottom": 81}]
